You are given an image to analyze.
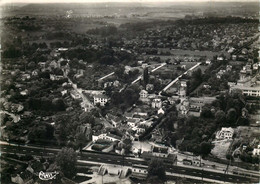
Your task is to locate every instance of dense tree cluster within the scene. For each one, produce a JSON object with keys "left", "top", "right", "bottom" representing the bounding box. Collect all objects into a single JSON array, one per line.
[
  {"left": 56, "top": 148, "right": 77, "bottom": 178},
  {"left": 147, "top": 159, "right": 166, "bottom": 181}
]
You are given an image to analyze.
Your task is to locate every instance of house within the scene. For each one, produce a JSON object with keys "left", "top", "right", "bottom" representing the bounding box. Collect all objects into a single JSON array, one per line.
[
  {"left": 50, "top": 74, "right": 64, "bottom": 81},
  {"left": 131, "top": 165, "right": 148, "bottom": 179},
  {"left": 94, "top": 94, "right": 108, "bottom": 106},
  {"left": 137, "top": 60, "right": 144, "bottom": 65},
  {"left": 203, "top": 84, "right": 211, "bottom": 89},
  {"left": 181, "top": 65, "right": 186, "bottom": 70},
  {"left": 253, "top": 63, "right": 259, "bottom": 71},
  {"left": 179, "top": 100, "right": 189, "bottom": 115},
  {"left": 152, "top": 146, "right": 169, "bottom": 158},
  {"left": 38, "top": 62, "right": 46, "bottom": 69},
  {"left": 139, "top": 90, "right": 148, "bottom": 100},
  {"left": 180, "top": 80, "right": 188, "bottom": 88},
  {"left": 230, "top": 78, "right": 260, "bottom": 97},
  {"left": 104, "top": 81, "right": 113, "bottom": 88},
  {"left": 205, "top": 60, "right": 211, "bottom": 65},
  {"left": 49, "top": 60, "right": 58, "bottom": 69},
  {"left": 252, "top": 144, "right": 260, "bottom": 156},
  {"left": 216, "top": 127, "right": 234, "bottom": 140},
  {"left": 98, "top": 165, "right": 130, "bottom": 178},
  {"left": 106, "top": 114, "right": 122, "bottom": 127},
  {"left": 151, "top": 98, "right": 162, "bottom": 109},
  {"left": 113, "top": 80, "right": 120, "bottom": 87},
  {"left": 20, "top": 89, "right": 29, "bottom": 96},
  {"left": 106, "top": 133, "right": 122, "bottom": 142},
  {"left": 146, "top": 84, "right": 154, "bottom": 91},
  {"left": 21, "top": 74, "right": 31, "bottom": 81},
  {"left": 92, "top": 133, "right": 121, "bottom": 142},
  {"left": 127, "top": 118, "right": 139, "bottom": 128},
  {"left": 217, "top": 56, "right": 224, "bottom": 61},
  {"left": 61, "top": 90, "right": 67, "bottom": 96},
  {"left": 151, "top": 128, "right": 163, "bottom": 142},
  {"left": 157, "top": 108, "right": 165, "bottom": 115},
  {"left": 11, "top": 170, "right": 33, "bottom": 184},
  {"left": 125, "top": 112, "right": 134, "bottom": 119},
  {"left": 226, "top": 65, "right": 232, "bottom": 72},
  {"left": 31, "top": 69, "right": 39, "bottom": 76},
  {"left": 70, "top": 90, "right": 81, "bottom": 99},
  {"left": 168, "top": 96, "right": 178, "bottom": 105}
]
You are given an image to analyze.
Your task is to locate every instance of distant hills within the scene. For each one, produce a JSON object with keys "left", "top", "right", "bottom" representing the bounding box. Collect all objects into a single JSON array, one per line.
[{"left": 1, "top": 1, "right": 258, "bottom": 18}]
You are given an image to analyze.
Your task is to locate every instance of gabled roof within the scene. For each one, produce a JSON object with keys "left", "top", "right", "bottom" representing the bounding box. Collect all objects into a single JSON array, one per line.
[{"left": 107, "top": 133, "right": 121, "bottom": 140}]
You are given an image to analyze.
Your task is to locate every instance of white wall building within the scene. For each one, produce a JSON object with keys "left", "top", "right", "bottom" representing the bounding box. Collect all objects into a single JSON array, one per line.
[
  {"left": 216, "top": 127, "right": 234, "bottom": 140},
  {"left": 94, "top": 94, "right": 108, "bottom": 106},
  {"left": 252, "top": 144, "right": 260, "bottom": 156}
]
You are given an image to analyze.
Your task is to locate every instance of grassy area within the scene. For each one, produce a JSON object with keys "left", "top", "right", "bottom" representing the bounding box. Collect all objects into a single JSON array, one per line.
[{"left": 211, "top": 140, "right": 232, "bottom": 159}]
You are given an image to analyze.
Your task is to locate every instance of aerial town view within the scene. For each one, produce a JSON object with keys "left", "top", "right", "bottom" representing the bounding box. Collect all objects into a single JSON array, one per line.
[{"left": 0, "top": 0, "right": 259, "bottom": 183}]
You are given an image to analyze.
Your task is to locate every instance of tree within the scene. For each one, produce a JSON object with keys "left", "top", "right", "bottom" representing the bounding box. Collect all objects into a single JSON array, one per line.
[
  {"left": 226, "top": 108, "right": 237, "bottom": 125},
  {"left": 215, "top": 110, "right": 226, "bottom": 125},
  {"left": 200, "top": 106, "right": 213, "bottom": 118},
  {"left": 148, "top": 158, "right": 166, "bottom": 180},
  {"left": 75, "top": 133, "right": 87, "bottom": 151},
  {"left": 200, "top": 141, "right": 212, "bottom": 156},
  {"left": 28, "top": 123, "right": 54, "bottom": 143},
  {"left": 143, "top": 67, "right": 149, "bottom": 87},
  {"left": 56, "top": 148, "right": 77, "bottom": 179}
]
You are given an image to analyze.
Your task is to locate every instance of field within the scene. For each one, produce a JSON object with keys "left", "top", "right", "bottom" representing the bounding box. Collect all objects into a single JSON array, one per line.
[
  {"left": 234, "top": 126, "right": 260, "bottom": 142},
  {"left": 159, "top": 48, "right": 229, "bottom": 59},
  {"left": 211, "top": 140, "right": 232, "bottom": 159}
]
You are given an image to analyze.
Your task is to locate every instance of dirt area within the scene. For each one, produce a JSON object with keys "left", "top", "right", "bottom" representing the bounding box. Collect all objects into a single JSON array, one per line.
[{"left": 211, "top": 140, "right": 232, "bottom": 159}]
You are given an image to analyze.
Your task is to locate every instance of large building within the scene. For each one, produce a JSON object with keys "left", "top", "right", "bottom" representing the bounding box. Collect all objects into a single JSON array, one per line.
[
  {"left": 229, "top": 74, "right": 260, "bottom": 97},
  {"left": 216, "top": 127, "right": 234, "bottom": 140},
  {"left": 93, "top": 94, "right": 108, "bottom": 106}
]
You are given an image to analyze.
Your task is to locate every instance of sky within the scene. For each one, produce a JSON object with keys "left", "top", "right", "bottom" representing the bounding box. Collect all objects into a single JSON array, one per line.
[{"left": 1, "top": 0, "right": 257, "bottom": 4}]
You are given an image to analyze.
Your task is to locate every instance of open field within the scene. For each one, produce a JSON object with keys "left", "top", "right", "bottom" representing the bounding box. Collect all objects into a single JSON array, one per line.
[
  {"left": 159, "top": 48, "right": 229, "bottom": 59},
  {"left": 211, "top": 140, "right": 232, "bottom": 159}
]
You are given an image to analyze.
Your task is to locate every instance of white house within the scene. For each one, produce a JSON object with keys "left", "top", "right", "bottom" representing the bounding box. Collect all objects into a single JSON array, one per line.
[
  {"left": 94, "top": 94, "right": 108, "bottom": 106},
  {"left": 205, "top": 60, "right": 211, "bottom": 65},
  {"left": 151, "top": 98, "right": 162, "bottom": 109},
  {"left": 216, "top": 127, "right": 234, "bottom": 140},
  {"left": 157, "top": 108, "right": 165, "bottom": 115},
  {"left": 139, "top": 90, "right": 148, "bottom": 100},
  {"left": 70, "top": 90, "right": 81, "bottom": 99},
  {"left": 179, "top": 100, "right": 190, "bottom": 115},
  {"left": 92, "top": 133, "right": 121, "bottom": 142},
  {"left": 152, "top": 146, "right": 169, "bottom": 158},
  {"left": 252, "top": 144, "right": 260, "bottom": 156},
  {"left": 127, "top": 118, "right": 138, "bottom": 128},
  {"left": 131, "top": 165, "right": 148, "bottom": 179}
]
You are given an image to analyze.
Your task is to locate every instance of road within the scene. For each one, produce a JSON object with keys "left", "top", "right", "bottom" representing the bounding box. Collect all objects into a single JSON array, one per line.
[
  {"left": 62, "top": 68, "right": 94, "bottom": 109},
  {"left": 1, "top": 143, "right": 258, "bottom": 183},
  {"left": 131, "top": 62, "right": 167, "bottom": 84},
  {"left": 97, "top": 72, "right": 115, "bottom": 82},
  {"left": 160, "top": 62, "right": 201, "bottom": 94}
]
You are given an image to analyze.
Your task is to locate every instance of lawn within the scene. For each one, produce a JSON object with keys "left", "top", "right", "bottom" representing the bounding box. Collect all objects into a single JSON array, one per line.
[{"left": 211, "top": 140, "right": 232, "bottom": 159}]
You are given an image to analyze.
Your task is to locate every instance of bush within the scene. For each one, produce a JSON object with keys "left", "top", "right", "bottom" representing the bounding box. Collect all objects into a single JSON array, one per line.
[{"left": 91, "top": 144, "right": 108, "bottom": 151}]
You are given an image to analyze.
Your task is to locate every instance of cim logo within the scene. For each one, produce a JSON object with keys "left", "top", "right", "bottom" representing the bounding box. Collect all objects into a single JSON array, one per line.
[{"left": 39, "top": 171, "right": 59, "bottom": 181}]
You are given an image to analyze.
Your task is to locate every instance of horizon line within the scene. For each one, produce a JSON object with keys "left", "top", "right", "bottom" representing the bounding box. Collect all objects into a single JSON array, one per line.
[{"left": 1, "top": 0, "right": 258, "bottom": 5}]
